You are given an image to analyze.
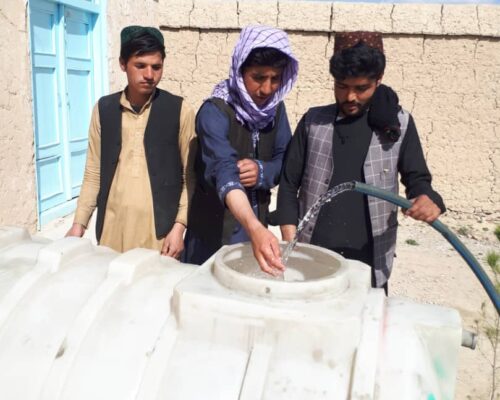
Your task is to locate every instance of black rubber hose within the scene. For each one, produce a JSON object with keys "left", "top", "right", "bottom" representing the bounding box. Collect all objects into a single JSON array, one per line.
[{"left": 352, "top": 181, "right": 500, "bottom": 315}]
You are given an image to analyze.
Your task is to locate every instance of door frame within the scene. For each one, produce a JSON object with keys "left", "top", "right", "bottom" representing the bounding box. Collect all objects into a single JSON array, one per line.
[{"left": 28, "top": 0, "right": 108, "bottom": 228}]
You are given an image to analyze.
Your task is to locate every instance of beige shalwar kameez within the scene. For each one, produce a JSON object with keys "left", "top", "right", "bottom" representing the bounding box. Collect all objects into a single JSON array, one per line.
[{"left": 74, "top": 91, "right": 196, "bottom": 252}]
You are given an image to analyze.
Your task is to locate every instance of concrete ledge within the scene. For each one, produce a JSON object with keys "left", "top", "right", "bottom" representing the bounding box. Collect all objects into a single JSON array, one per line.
[
  {"left": 442, "top": 5, "right": 480, "bottom": 36},
  {"left": 158, "top": 1, "right": 500, "bottom": 38},
  {"left": 238, "top": 0, "right": 279, "bottom": 27},
  {"left": 332, "top": 3, "right": 394, "bottom": 33},
  {"left": 478, "top": 5, "right": 500, "bottom": 36},
  {"left": 392, "top": 4, "right": 442, "bottom": 35}
]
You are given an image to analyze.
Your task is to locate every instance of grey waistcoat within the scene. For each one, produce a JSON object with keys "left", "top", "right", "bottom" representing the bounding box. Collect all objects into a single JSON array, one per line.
[{"left": 298, "top": 104, "right": 409, "bottom": 287}]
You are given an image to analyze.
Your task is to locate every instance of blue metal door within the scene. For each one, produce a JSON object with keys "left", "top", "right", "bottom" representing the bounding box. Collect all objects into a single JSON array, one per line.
[{"left": 29, "top": 0, "right": 105, "bottom": 226}]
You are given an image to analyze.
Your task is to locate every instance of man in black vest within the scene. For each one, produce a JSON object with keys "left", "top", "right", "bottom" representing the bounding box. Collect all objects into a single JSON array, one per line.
[{"left": 66, "top": 26, "right": 196, "bottom": 257}]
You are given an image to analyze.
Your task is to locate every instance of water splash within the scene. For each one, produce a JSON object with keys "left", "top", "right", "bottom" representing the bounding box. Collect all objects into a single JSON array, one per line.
[{"left": 281, "top": 181, "right": 355, "bottom": 266}]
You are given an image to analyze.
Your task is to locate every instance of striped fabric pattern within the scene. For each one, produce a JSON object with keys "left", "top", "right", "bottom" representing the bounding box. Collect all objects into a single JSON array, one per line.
[
  {"left": 298, "top": 105, "right": 410, "bottom": 287},
  {"left": 211, "top": 25, "right": 299, "bottom": 131}
]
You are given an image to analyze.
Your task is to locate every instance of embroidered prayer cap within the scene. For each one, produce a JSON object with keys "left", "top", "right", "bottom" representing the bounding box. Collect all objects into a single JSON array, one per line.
[
  {"left": 120, "top": 25, "right": 164, "bottom": 48},
  {"left": 333, "top": 31, "right": 383, "bottom": 54}
]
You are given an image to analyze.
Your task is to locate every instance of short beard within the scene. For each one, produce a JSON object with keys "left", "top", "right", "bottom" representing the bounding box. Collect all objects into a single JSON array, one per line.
[{"left": 338, "top": 100, "right": 369, "bottom": 117}]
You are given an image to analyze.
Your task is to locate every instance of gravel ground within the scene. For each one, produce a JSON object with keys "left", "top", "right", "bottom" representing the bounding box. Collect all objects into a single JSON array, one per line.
[{"left": 392, "top": 218, "right": 499, "bottom": 400}]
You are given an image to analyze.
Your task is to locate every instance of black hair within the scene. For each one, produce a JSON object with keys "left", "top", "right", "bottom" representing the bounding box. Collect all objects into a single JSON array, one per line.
[
  {"left": 241, "top": 47, "right": 289, "bottom": 71},
  {"left": 329, "top": 42, "right": 386, "bottom": 81},
  {"left": 120, "top": 32, "right": 166, "bottom": 63}
]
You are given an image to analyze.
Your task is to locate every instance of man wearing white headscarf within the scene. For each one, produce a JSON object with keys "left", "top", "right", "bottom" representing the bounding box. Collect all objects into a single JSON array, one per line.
[{"left": 184, "top": 25, "right": 299, "bottom": 275}]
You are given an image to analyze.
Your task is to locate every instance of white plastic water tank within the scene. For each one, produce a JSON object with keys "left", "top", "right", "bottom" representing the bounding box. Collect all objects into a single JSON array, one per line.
[{"left": 0, "top": 226, "right": 462, "bottom": 400}]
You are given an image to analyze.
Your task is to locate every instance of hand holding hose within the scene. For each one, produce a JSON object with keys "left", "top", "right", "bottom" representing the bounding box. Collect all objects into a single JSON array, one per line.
[{"left": 403, "top": 194, "right": 441, "bottom": 223}]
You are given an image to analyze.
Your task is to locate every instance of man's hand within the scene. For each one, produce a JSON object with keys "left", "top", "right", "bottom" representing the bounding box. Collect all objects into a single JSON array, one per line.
[
  {"left": 161, "top": 222, "right": 185, "bottom": 259},
  {"left": 224, "top": 189, "right": 284, "bottom": 276},
  {"left": 280, "top": 224, "right": 297, "bottom": 242},
  {"left": 237, "top": 158, "right": 259, "bottom": 187},
  {"left": 403, "top": 194, "right": 441, "bottom": 223},
  {"left": 65, "top": 223, "right": 85, "bottom": 238},
  {"left": 247, "top": 222, "right": 285, "bottom": 276}
]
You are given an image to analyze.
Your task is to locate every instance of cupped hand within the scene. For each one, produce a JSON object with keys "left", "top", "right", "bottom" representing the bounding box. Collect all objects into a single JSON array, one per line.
[{"left": 248, "top": 223, "right": 285, "bottom": 276}]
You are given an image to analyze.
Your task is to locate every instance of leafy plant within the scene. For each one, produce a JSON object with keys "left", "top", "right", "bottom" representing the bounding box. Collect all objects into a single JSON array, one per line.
[
  {"left": 405, "top": 238, "right": 419, "bottom": 246},
  {"left": 495, "top": 225, "right": 500, "bottom": 242},
  {"left": 487, "top": 251, "right": 499, "bottom": 274},
  {"left": 476, "top": 250, "right": 500, "bottom": 399}
]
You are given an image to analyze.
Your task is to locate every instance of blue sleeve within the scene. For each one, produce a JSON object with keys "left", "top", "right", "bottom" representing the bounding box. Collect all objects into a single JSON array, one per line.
[
  {"left": 255, "top": 104, "right": 292, "bottom": 190},
  {"left": 196, "top": 101, "right": 244, "bottom": 202}
]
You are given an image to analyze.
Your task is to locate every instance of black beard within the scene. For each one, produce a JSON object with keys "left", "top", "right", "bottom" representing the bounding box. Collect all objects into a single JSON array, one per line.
[{"left": 339, "top": 101, "right": 369, "bottom": 118}]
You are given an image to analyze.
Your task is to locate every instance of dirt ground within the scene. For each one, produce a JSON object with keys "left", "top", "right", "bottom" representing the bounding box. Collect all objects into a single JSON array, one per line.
[
  {"left": 392, "top": 218, "right": 499, "bottom": 400},
  {"left": 38, "top": 214, "right": 499, "bottom": 399}
]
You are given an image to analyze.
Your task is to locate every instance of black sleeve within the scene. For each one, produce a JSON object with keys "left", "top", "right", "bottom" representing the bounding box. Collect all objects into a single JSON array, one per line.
[
  {"left": 398, "top": 115, "right": 446, "bottom": 213},
  {"left": 269, "top": 115, "right": 308, "bottom": 226}
]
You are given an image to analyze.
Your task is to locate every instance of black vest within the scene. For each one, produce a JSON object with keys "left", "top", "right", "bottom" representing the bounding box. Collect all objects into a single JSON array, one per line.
[
  {"left": 188, "top": 98, "right": 281, "bottom": 247},
  {"left": 96, "top": 89, "right": 183, "bottom": 241}
]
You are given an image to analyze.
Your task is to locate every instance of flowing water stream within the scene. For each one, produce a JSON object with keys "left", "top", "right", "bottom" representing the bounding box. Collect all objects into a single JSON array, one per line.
[{"left": 281, "top": 182, "right": 355, "bottom": 267}]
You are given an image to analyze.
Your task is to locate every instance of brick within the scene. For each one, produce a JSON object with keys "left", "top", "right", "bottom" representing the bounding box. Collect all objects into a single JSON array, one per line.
[
  {"left": 238, "top": 0, "right": 279, "bottom": 27},
  {"left": 392, "top": 4, "right": 442, "bottom": 35},
  {"left": 278, "top": 1, "right": 332, "bottom": 32},
  {"left": 384, "top": 36, "right": 424, "bottom": 65},
  {"left": 442, "top": 5, "right": 480, "bottom": 36},
  {"left": 159, "top": 0, "right": 191, "bottom": 28},
  {"left": 332, "top": 3, "right": 393, "bottom": 33},
  {"left": 422, "top": 37, "right": 476, "bottom": 66},
  {"left": 163, "top": 30, "right": 200, "bottom": 55},
  {"left": 478, "top": 5, "right": 500, "bottom": 36},
  {"left": 190, "top": 0, "right": 238, "bottom": 29}
]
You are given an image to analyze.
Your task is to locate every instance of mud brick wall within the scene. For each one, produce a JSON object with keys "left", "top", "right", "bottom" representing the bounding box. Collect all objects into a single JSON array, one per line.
[
  {"left": 153, "top": 0, "right": 500, "bottom": 231},
  {"left": 1, "top": 0, "right": 498, "bottom": 233}
]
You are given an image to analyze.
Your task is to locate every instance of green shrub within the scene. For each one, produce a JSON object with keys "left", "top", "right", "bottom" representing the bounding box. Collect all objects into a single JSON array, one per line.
[{"left": 486, "top": 251, "right": 499, "bottom": 274}]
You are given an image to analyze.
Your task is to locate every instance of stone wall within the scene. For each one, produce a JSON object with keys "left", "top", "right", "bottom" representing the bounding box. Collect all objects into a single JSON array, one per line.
[
  {"left": 0, "top": 2, "right": 37, "bottom": 230},
  {"left": 157, "top": 0, "right": 500, "bottom": 234}
]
